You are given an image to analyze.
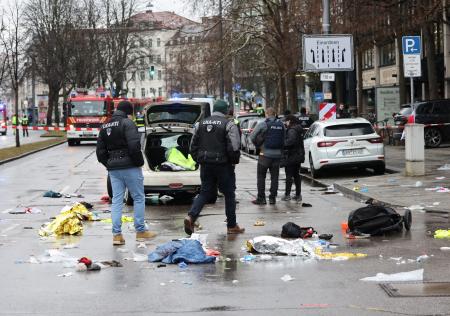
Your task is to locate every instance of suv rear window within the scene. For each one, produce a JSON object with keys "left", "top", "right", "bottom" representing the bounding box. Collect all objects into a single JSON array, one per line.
[
  {"left": 415, "top": 103, "right": 433, "bottom": 115},
  {"left": 147, "top": 103, "right": 201, "bottom": 124},
  {"left": 324, "top": 123, "right": 374, "bottom": 137}
]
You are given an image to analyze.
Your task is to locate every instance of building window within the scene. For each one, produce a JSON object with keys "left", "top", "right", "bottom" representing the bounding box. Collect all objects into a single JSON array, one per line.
[
  {"left": 130, "top": 72, "right": 136, "bottom": 81},
  {"left": 157, "top": 38, "right": 161, "bottom": 47},
  {"left": 157, "top": 55, "right": 161, "bottom": 63},
  {"left": 141, "top": 88, "right": 146, "bottom": 98},
  {"left": 149, "top": 55, "right": 153, "bottom": 63},
  {"left": 139, "top": 38, "right": 145, "bottom": 47},
  {"left": 132, "top": 88, "right": 135, "bottom": 98},
  {"left": 149, "top": 72, "right": 154, "bottom": 80},
  {"left": 379, "top": 42, "right": 396, "bottom": 67},
  {"left": 157, "top": 70, "right": 162, "bottom": 80},
  {"left": 362, "top": 48, "right": 374, "bottom": 69},
  {"left": 139, "top": 71, "right": 145, "bottom": 81},
  {"left": 148, "top": 38, "right": 153, "bottom": 47},
  {"left": 158, "top": 87, "right": 162, "bottom": 97}
]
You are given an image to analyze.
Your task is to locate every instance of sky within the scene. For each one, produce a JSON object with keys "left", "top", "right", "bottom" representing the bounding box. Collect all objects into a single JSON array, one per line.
[{"left": 149, "top": 0, "right": 200, "bottom": 21}]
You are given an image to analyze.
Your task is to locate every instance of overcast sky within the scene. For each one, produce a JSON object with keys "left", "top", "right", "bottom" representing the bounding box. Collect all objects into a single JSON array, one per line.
[{"left": 150, "top": 0, "right": 200, "bottom": 21}]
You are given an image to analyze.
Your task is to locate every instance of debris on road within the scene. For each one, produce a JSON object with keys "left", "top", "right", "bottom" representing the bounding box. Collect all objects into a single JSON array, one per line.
[
  {"left": 281, "top": 274, "right": 295, "bottom": 282},
  {"left": 434, "top": 229, "right": 450, "bottom": 239},
  {"left": 57, "top": 272, "right": 73, "bottom": 277},
  {"left": 247, "top": 236, "right": 315, "bottom": 257},
  {"left": 205, "top": 249, "right": 220, "bottom": 257},
  {"left": 101, "top": 216, "right": 133, "bottom": 223},
  {"left": 254, "top": 220, "right": 265, "bottom": 226},
  {"left": 124, "top": 252, "right": 148, "bottom": 262},
  {"left": 8, "top": 207, "right": 43, "bottom": 214},
  {"left": 76, "top": 257, "right": 101, "bottom": 271},
  {"left": 437, "top": 164, "right": 450, "bottom": 171},
  {"left": 38, "top": 203, "right": 95, "bottom": 237},
  {"left": 148, "top": 239, "right": 216, "bottom": 264},
  {"left": 43, "top": 190, "right": 62, "bottom": 198},
  {"left": 360, "top": 269, "right": 424, "bottom": 282},
  {"left": 281, "top": 222, "right": 316, "bottom": 239},
  {"left": 440, "top": 247, "right": 450, "bottom": 251},
  {"left": 62, "top": 243, "right": 78, "bottom": 249}
]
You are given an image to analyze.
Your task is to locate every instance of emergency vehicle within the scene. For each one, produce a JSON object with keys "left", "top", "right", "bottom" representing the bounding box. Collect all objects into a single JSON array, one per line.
[{"left": 0, "top": 103, "right": 7, "bottom": 135}]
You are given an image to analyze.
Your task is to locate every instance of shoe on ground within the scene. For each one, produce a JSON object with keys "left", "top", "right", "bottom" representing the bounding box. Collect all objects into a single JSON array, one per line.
[
  {"left": 136, "top": 231, "right": 157, "bottom": 241},
  {"left": 113, "top": 234, "right": 125, "bottom": 246},
  {"left": 281, "top": 195, "right": 291, "bottom": 201},
  {"left": 269, "top": 197, "right": 276, "bottom": 205},
  {"left": 184, "top": 215, "right": 195, "bottom": 235},
  {"left": 227, "top": 225, "right": 245, "bottom": 234},
  {"left": 252, "top": 199, "right": 267, "bottom": 205}
]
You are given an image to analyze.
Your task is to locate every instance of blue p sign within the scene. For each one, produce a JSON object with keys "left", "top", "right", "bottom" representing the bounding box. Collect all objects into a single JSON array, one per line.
[{"left": 402, "top": 36, "right": 421, "bottom": 55}]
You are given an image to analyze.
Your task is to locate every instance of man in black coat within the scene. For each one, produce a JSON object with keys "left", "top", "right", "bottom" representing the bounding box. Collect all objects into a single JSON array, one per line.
[{"left": 96, "top": 101, "right": 156, "bottom": 245}]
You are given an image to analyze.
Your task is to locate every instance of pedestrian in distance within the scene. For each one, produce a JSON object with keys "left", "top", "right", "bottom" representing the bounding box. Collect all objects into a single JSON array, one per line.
[
  {"left": 281, "top": 115, "right": 305, "bottom": 203},
  {"left": 298, "top": 107, "right": 314, "bottom": 129},
  {"left": 250, "top": 107, "right": 285, "bottom": 205},
  {"left": 12, "top": 113, "right": 18, "bottom": 135},
  {"left": 96, "top": 101, "right": 156, "bottom": 246},
  {"left": 21, "top": 114, "right": 29, "bottom": 137},
  {"left": 184, "top": 100, "right": 245, "bottom": 236},
  {"left": 337, "top": 103, "right": 350, "bottom": 119}
]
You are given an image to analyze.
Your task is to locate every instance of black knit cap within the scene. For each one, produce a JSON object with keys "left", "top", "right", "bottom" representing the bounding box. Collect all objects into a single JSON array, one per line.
[{"left": 117, "top": 101, "right": 133, "bottom": 115}]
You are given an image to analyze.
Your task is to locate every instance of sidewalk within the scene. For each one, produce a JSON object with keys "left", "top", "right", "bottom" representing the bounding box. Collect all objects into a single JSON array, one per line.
[{"left": 334, "top": 145, "right": 450, "bottom": 213}]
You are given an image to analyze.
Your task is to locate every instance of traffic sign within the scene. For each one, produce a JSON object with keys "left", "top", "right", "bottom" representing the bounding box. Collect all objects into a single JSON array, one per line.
[
  {"left": 303, "top": 34, "right": 354, "bottom": 72},
  {"left": 320, "top": 73, "right": 335, "bottom": 82},
  {"left": 314, "top": 92, "right": 324, "bottom": 102},
  {"left": 233, "top": 83, "right": 241, "bottom": 91},
  {"left": 402, "top": 36, "right": 421, "bottom": 55}
]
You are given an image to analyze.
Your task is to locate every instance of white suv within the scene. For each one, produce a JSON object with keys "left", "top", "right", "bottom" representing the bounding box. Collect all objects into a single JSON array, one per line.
[{"left": 301, "top": 118, "right": 385, "bottom": 178}]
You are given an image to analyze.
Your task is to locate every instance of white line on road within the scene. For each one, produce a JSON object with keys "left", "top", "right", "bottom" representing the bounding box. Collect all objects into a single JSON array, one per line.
[{"left": 1, "top": 223, "right": 19, "bottom": 234}]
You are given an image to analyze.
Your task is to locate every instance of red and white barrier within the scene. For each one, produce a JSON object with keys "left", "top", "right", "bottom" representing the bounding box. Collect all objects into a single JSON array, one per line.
[
  {"left": 7, "top": 125, "right": 100, "bottom": 131},
  {"left": 319, "top": 102, "right": 336, "bottom": 120}
]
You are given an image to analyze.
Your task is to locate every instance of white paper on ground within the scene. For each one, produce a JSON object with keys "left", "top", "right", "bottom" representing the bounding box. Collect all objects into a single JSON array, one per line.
[{"left": 360, "top": 269, "right": 424, "bottom": 282}]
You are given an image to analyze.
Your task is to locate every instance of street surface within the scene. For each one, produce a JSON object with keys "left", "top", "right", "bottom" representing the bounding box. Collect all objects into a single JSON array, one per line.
[
  {"left": 0, "top": 143, "right": 450, "bottom": 315},
  {"left": 0, "top": 128, "right": 46, "bottom": 148}
]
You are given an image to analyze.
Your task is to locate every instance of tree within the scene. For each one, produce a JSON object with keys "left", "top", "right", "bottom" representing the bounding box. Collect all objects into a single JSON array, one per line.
[{"left": 0, "top": 0, "right": 28, "bottom": 147}]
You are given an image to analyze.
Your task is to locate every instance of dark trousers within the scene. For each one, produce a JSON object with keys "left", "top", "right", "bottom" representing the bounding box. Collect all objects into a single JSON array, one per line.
[
  {"left": 22, "top": 127, "right": 28, "bottom": 137},
  {"left": 257, "top": 156, "right": 280, "bottom": 200},
  {"left": 285, "top": 164, "right": 301, "bottom": 197},
  {"left": 189, "top": 163, "right": 237, "bottom": 228}
]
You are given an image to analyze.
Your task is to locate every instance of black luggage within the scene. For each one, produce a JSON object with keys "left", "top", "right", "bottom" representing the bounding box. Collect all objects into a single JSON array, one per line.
[{"left": 348, "top": 204, "right": 412, "bottom": 236}]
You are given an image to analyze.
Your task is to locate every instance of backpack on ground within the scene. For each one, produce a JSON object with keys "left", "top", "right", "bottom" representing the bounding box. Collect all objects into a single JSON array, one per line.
[
  {"left": 348, "top": 204, "right": 412, "bottom": 236},
  {"left": 264, "top": 119, "right": 284, "bottom": 149}
]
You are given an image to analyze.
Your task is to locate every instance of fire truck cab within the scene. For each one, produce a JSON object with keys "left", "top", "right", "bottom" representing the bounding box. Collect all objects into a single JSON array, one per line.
[{"left": 0, "top": 103, "right": 7, "bottom": 136}]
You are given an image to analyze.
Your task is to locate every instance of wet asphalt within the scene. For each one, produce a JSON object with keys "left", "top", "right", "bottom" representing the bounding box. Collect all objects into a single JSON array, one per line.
[{"left": 0, "top": 143, "right": 450, "bottom": 315}]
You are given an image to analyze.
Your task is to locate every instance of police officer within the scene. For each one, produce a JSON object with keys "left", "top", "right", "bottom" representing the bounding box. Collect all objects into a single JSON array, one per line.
[
  {"left": 298, "top": 107, "right": 313, "bottom": 129},
  {"left": 250, "top": 107, "right": 285, "bottom": 205},
  {"left": 12, "top": 114, "right": 18, "bottom": 135},
  {"left": 21, "top": 114, "right": 29, "bottom": 137},
  {"left": 184, "top": 100, "right": 245, "bottom": 235},
  {"left": 96, "top": 101, "right": 156, "bottom": 246}
]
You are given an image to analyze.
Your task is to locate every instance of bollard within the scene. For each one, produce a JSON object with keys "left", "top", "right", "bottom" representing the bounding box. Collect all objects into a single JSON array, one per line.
[{"left": 405, "top": 124, "right": 425, "bottom": 176}]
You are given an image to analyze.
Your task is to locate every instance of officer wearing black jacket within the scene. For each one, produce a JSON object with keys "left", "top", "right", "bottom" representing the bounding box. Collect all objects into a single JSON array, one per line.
[
  {"left": 96, "top": 101, "right": 156, "bottom": 246},
  {"left": 184, "top": 100, "right": 245, "bottom": 235}
]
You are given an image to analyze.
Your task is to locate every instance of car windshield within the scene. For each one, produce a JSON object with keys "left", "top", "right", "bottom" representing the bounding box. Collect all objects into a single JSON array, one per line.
[
  {"left": 147, "top": 103, "right": 201, "bottom": 124},
  {"left": 324, "top": 123, "right": 374, "bottom": 137},
  {"left": 398, "top": 107, "right": 413, "bottom": 116},
  {"left": 71, "top": 101, "right": 107, "bottom": 116}
]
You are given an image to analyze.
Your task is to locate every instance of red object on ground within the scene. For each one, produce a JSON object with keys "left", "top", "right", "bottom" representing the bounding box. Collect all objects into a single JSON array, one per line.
[
  {"left": 205, "top": 249, "right": 221, "bottom": 257},
  {"left": 100, "top": 195, "right": 110, "bottom": 202},
  {"left": 78, "top": 257, "right": 92, "bottom": 267}
]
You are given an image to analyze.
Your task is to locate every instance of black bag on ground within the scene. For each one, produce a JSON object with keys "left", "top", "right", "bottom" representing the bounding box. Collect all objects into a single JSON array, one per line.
[
  {"left": 281, "top": 222, "right": 316, "bottom": 238},
  {"left": 348, "top": 205, "right": 412, "bottom": 236}
]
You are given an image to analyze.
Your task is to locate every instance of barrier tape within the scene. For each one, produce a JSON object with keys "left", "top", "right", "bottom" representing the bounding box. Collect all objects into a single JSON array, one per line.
[{"left": 5, "top": 125, "right": 100, "bottom": 131}]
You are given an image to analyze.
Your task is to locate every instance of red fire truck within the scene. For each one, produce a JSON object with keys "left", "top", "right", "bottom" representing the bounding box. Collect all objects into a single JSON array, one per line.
[
  {"left": 0, "top": 103, "right": 7, "bottom": 135},
  {"left": 66, "top": 95, "right": 114, "bottom": 146}
]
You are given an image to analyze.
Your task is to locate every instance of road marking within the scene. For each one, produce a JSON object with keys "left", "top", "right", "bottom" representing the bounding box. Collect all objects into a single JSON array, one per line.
[{"left": 1, "top": 223, "right": 19, "bottom": 234}]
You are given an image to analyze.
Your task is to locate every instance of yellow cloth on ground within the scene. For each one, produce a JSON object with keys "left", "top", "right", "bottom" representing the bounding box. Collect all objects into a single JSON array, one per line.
[
  {"left": 434, "top": 229, "right": 450, "bottom": 239},
  {"left": 166, "top": 148, "right": 196, "bottom": 171},
  {"left": 315, "top": 248, "right": 367, "bottom": 260},
  {"left": 39, "top": 203, "right": 94, "bottom": 237},
  {"left": 101, "top": 216, "right": 134, "bottom": 224}
]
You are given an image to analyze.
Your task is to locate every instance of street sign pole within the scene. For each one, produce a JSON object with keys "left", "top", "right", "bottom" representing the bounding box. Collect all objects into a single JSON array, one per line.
[
  {"left": 410, "top": 76, "right": 414, "bottom": 113},
  {"left": 322, "top": 0, "right": 331, "bottom": 101}
]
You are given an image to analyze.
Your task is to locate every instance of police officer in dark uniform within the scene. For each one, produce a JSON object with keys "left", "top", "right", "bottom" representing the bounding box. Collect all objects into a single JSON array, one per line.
[
  {"left": 298, "top": 107, "right": 313, "bottom": 129},
  {"left": 184, "top": 100, "right": 245, "bottom": 235},
  {"left": 96, "top": 101, "right": 156, "bottom": 246}
]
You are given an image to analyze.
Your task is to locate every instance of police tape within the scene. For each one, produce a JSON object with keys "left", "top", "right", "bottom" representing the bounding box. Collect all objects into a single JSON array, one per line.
[
  {"left": 373, "top": 123, "right": 450, "bottom": 131},
  {"left": 4, "top": 125, "right": 100, "bottom": 131}
]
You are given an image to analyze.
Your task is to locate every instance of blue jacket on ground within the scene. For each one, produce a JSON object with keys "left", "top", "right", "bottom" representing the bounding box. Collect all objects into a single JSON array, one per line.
[{"left": 148, "top": 239, "right": 216, "bottom": 264}]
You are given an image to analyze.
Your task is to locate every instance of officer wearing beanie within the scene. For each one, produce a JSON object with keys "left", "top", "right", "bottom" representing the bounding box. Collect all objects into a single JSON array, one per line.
[
  {"left": 96, "top": 101, "right": 156, "bottom": 245},
  {"left": 184, "top": 100, "right": 245, "bottom": 235}
]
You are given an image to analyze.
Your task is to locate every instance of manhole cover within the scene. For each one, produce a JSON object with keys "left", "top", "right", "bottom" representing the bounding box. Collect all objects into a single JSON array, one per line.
[{"left": 381, "top": 282, "right": 450, "bottom": 297}]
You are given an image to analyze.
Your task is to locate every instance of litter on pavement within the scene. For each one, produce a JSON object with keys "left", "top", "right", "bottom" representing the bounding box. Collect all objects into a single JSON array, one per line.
[
  {"left": 101, "top": 215, "right": 133, "bottom": 223},
  {"left": 281, "top": 222, "right": 316, "bottom": 239},
  {"left": 8, "top": 207, "right": 42, "bottom": 215},
  {"left": 43, "top": 190, "right": 62, "bottom": 198},
  {"left": 280, "top": 274, "right": 295, "bottom": 282},
  {"left": 39, "top": 203, "right": 95, "bottom": 237},
  {"left": 148, "top": 239, "right": 216, "bottom": 264},
  {"left": 76, "top": 257, "right": 101, "bottom": 271},
  {"left": 360, "top": 269, "right": 424, "bottom": 282},
  {"left": 254, "top": 220, "right": 265, "bottom": 226},
  {"left": 437, "top": 164, "right": 450, "bottom": 170},
  {"left": 434, "top": 229, "right": 450, "bottom": 239},
  {"left": 123, "top": 252, "right": 148, "bottom": 262},
  {"left": 57, "top": 272, "right": 73, "bottom": 277},
  {"left": 247, "top": 236, "right": 316, "bottom": 257}
]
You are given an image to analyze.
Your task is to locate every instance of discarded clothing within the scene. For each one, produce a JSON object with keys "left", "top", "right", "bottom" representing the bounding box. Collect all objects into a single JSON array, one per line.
[
  {"left": 434, "top": 229, "right": 450, "bottom": 239},
  {"left": 101, "top": 216, "right": 134, "bottom": 224},
  {"left": 148, "top": 239, "right": 216, "bottom": 264},
  {"left": 38, "top": 203, "right": 94, "bottom": 237},
  {"left": 166, "top": 148, "right": 196, "bottom": 171},
  {"left": 281, "top": 222, "right": 316, "bottom": 239},
  {"left": 360, "top": 269, "right": 423, "bottom": 282},
  {"left": 247, "top": 236, "right": 316, "bottom": 257},
  {"left": 43, "top": 190, "right": 62, "bottom": 198}
]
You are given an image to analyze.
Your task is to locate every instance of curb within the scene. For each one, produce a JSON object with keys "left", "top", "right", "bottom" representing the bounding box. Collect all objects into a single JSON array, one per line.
[{"left": 0, "top": 140, "right": 67, "bottom": 166}]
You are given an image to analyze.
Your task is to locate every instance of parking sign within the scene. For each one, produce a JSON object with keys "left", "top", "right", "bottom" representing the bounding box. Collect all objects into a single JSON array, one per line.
[{"left": 402, "top": 36, "right": 421, "bottom": 55}]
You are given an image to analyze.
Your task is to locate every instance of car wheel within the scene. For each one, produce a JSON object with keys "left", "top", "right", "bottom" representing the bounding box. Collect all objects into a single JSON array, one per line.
[
  {"left": 68, "top": 140, "right": 76, "bottom": 146},
  {"left": 424, "top": 128, "right": 442, "bottom": 148},
  {"left": 107, "top": 175, "right": 113, "bottom": 199},
  {"left": 373, "top": 163, "right": 385, "bottom": 175},
  {"left": 124, "top": 189, "right": 134, "bottom": 206},
  {"left": 309, "top": 154, "right": 320, "bottom": 179}
]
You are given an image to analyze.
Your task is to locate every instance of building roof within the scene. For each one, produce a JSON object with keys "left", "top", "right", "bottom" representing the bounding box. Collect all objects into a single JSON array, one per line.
[{"left": 131, "top": 11, "right": 198, "bottom": 30}]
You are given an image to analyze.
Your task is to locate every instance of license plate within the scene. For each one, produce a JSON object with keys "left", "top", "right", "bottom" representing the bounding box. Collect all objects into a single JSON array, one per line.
[
  {"left": 342, "top": 149, "right": 363, "bottom": 156},
  {"left": 83, "top": 132, "right": 94, "bottom": 136}
]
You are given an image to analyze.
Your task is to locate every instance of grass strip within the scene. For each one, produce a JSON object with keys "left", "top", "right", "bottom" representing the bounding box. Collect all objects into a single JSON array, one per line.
[
  {"left": 40, "top": 130, "right": 66, "bottom": 137},
  {"left": 0, "top": 138, "right": 66, "bottom": 161}
]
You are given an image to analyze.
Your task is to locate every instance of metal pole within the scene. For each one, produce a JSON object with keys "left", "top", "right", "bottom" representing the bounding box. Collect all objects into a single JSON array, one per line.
[
  {"left": 219, "top": 0, "right": 225, "bottom": 99},
  {"left": 410, "top": 76, "right": 414, "bottom": 119},
  {"left": 322, "top": 0, "right": 331, "bottom": 100}
]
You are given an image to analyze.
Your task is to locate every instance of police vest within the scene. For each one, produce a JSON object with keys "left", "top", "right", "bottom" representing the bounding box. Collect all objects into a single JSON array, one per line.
[
  {"left": 12, "top": 116, "right": 17, "bottom": 125},
  {"left": 298, "top": 115, "right": 311, "bottom": 127},
  {"left": 21, "top": 118, "right": 29, "bottom": 126},
  {"left": 264, "top": 119, "right": 284, "bottom": 149},
  {"left": 196, "top": 115, "right": 229, "bottom": 164}
]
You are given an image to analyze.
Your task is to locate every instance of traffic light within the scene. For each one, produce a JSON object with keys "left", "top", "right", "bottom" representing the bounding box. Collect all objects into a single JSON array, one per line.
[{"left": 150, "top": 66, "right": 155, "bottom": 77}]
